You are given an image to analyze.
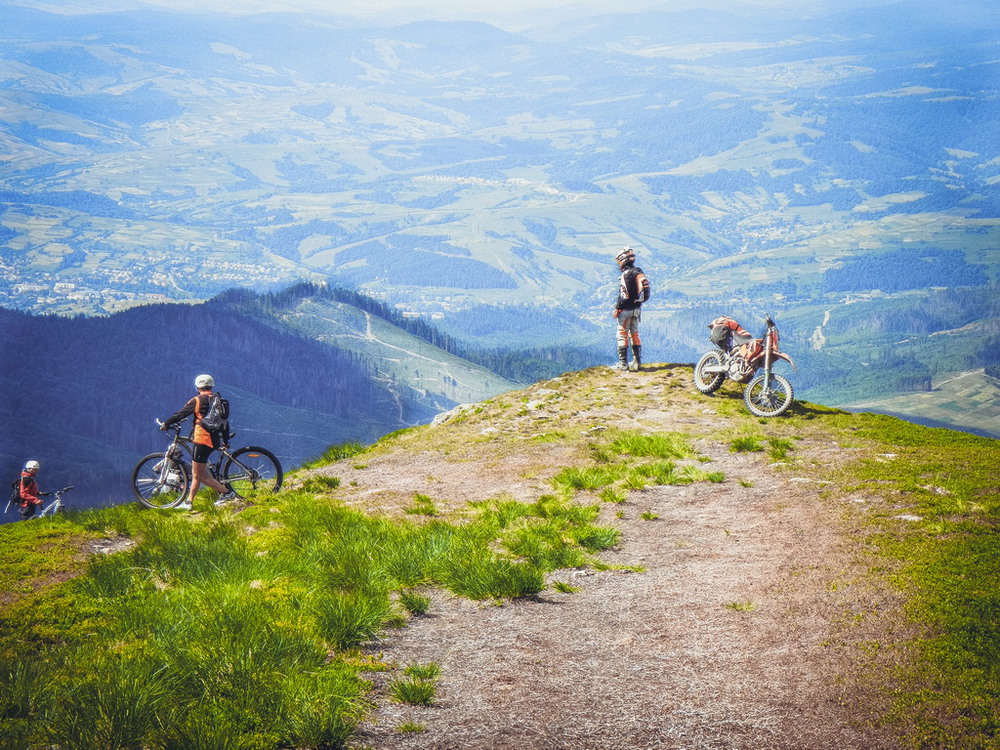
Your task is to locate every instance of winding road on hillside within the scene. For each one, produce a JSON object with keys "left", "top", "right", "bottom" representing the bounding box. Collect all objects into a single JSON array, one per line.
[{"left": 302, "top": 365, "right": 903, "bottom": 750}]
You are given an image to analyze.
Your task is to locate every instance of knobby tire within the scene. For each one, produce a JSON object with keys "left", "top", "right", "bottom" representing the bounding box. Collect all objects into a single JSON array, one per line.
[
  {"left": 743, "top": 373, "right": 794, "bottom": 418},
  {"left": 693, "top": 351, "right": 726, "bottom": 394}
]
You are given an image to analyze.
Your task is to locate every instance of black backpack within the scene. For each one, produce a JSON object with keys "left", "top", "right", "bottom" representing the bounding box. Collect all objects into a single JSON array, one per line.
[
  {"left": 9, "top": 478, "right": 21, "bottom": 510},
  {"left": 199, "top": 392, "right": 230, "bottom": 436},
  {"left": 625, "top": 266, "right": 651, "bottom": 303}
]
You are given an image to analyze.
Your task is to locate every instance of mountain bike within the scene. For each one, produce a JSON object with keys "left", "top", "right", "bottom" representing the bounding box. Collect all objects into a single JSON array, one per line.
[
  {"left": 39, "top": 486, "right": 75, "bottom": 517},
  {"left": 131, "top": 421, "right": 282, "bottom": 509},
  {"left": 4, "top": 485, "right": 75, "bottom": 518}
]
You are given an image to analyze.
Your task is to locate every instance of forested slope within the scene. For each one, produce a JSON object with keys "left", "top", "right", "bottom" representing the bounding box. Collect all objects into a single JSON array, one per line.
[{"left": 0, "top": 285, "right": 519, "bottom": 509}]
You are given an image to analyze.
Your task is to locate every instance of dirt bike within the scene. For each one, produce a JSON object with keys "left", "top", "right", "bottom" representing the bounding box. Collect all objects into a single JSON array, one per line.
[{"left": 693, "top": 315, "right": 797, "bottom": 417}]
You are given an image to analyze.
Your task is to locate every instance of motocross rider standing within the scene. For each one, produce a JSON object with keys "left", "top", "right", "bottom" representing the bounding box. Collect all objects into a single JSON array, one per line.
[{"left": 612, "top": 246, "right": 651, "bottom": 371}]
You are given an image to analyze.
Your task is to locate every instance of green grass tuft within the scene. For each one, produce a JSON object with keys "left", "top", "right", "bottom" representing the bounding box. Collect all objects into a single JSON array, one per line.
[
  {"left": 403, "top": 662, "right": 442, "bottom": 681},
  {"left": 405, "top": 493, "right": 438, "bottom": 516},
  {"left": 767, "top": 437, "right": 795, "bottom": 462},
  {"left": 599, "top": 487, "right": 627, "bottom": 504},
  {"left": 552, "top": 581, "right": 581, "bottom": 594},
  {"left": 398, "top": 589, "right": 431, "bottom": 615},
  {"left": 608, "top": 431, "right": 697, "bottom": 459},
  {"left": 730, "top": 435, "right": 764, "bottom": 453},
  {"left": 300, "top": 441, "right": 368, "bottom": 470},
  {"left": 301, "top": 474, "right": 342, "bottom": 493},
  {"left": 398, "top": 721, "right": 427, "bottom": 733}
]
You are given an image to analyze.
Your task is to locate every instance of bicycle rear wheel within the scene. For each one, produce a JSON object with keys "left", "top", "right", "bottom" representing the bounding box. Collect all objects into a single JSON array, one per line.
[
  {"left": 223, "top": 446, "right": 282, "bottom": 496},
  {"left": 132, "top": 453, "right": 189, "bottom": 508}
]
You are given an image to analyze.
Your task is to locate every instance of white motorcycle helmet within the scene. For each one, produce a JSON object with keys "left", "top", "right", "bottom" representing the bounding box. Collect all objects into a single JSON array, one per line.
[
  {"left": 194, "top": 374, "right": 215, "bottom": 389},
  {"left": 615, "top": 246, "right": 636, "bottom": 269}
]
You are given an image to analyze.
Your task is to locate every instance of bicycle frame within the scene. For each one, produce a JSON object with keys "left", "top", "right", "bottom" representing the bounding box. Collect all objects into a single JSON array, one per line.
[
  {"left": 158, "top": 424, "right": 231, "bottom": 479},
  {"left": 38, "top": 486, "right": 74, "bottom": 517}
]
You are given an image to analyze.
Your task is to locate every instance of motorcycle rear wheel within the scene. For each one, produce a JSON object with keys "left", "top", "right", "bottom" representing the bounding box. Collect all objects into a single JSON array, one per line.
[
  {"left": 693, "top": 351, "right": 726, "bottom": 394},
  {"left": 743, "top": 373, "right": 793, "bottom": 417}
]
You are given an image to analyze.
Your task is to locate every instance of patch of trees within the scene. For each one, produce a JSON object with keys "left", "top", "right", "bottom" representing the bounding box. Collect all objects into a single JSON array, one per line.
[
  {"left": 824, "top": 249, "right": 989, "bottom": 293},
  {"left": 0, "top": 190, "right": 136, "bottom": 220},
  {"left": 334, "top": 243, "right": 518, "bottom": 289},
  {"left": 237, "top": 284, "right": 605, "bottom": 382},
  {"left": 37, "top": 85, "right": 183, "bottom": 128},
  {"left": 226, "top": 283, "right": 463, "bottom": 356},
  {"left": 794, "top": 350, "right": 933, "bottom": 404},
  {"left": 469, "top": 345, "right": 606, "bottom": 383},
  {"left": 274, "top": 156, "right": 360, "bottom": 193}
]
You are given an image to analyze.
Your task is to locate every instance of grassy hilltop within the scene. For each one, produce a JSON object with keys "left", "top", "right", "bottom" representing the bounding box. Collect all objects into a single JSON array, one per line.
[{"left": 1, "top": 364, "right": 999, "bottom": 749}]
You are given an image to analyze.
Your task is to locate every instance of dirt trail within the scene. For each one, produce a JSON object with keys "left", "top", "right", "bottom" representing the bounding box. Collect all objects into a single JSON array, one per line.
[{"left": 302, "top": 365, "right": 902, "bottom": 750}]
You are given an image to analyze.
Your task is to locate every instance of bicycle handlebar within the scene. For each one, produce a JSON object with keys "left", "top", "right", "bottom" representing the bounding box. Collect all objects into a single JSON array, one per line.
[{"left": 155, "top": 417, "right": 234, "bottom": 444}]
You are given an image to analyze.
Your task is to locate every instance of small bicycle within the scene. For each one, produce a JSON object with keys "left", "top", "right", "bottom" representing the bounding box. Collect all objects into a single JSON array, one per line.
[
  {"left": 131, "top": 421, "right": 282, "bottom": 509},
  {"left": 4, "top": 485, "right": 75, "bottom": 518},
  {"left": 39, "top": 486, "right": 75, "bottom": 517}
]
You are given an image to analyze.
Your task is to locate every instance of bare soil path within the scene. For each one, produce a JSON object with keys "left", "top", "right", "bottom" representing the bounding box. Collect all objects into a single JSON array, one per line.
[{"left": 301, "top": 365, "right": 903, "bottom": 750}]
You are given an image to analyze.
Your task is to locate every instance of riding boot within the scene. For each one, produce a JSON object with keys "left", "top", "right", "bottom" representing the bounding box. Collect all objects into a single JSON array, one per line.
[
  {"left": 631, "top": 344, "right": 642, "bottom": 371},
  {"left": 615, "top": 346, "right": 629, "bottom": 370}
]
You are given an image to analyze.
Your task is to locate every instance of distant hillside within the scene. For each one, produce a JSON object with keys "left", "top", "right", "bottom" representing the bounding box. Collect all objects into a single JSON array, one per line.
[
  {"left": 0, "top": 285, "right": 519, "bottom": 509},
  {"left": 1, "top": 1, "right": 997, "bottom": 319},
  {"left": 842, "top": 368, "right": 1000, "bottom": 438},
  {"left": 222, "top": 282, "right": 602, "bottom": 392}
]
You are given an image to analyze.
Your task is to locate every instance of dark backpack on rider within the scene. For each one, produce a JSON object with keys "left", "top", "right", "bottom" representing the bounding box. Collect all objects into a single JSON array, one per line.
[
  {"left": 199, "top": 392, "right": 230, "bottom": 437},
  {"left": 8, "top": 479, "right": 21, "bottom": 510},
  {"left": 622, "top": 266, "right": 651, "bottom": 305}
]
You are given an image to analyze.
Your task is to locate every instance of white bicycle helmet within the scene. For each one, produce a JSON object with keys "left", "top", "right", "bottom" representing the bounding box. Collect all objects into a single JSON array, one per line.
[
  {"left": 194, "top": 373, "right": 215, "bottom": 389},
  {"left": 24, "top": 460, "right": 40, "bottom": 471}
]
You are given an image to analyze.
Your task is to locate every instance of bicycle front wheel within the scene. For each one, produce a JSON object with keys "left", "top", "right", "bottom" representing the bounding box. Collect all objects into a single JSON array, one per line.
[
  {"left": 132, "top": 453, "right": 190, "bottom": 508},
  {"left": 223, "top": 446, "right": 283, "bottom": 496}
]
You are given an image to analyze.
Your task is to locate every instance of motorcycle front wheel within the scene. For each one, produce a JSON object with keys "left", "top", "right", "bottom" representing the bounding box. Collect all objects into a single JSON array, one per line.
[
  {"left": 693, "top": 351, "right": 726, "bottom": 394},
  {"left": 743, "top": 373, "right": 794, "bottom": 417}
]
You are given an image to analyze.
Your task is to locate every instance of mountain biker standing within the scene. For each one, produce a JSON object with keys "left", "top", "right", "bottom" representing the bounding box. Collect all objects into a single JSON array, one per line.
[
  {"left": 17, "top": 460, "right": 48, "bottom": 521},
  {"left": 612, "top": 246, "right": 651, "bottom": 371},
  {"left": 161, "top": 374, "right": 236, "bottom": 509}
]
